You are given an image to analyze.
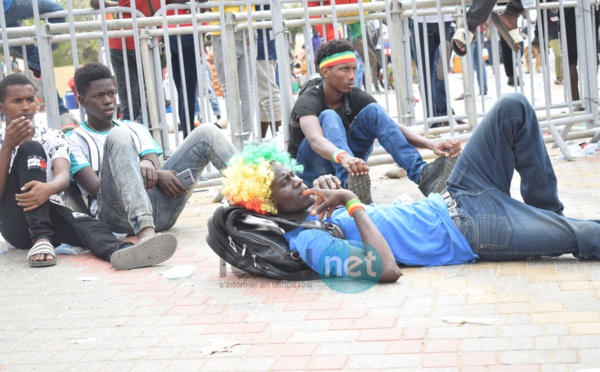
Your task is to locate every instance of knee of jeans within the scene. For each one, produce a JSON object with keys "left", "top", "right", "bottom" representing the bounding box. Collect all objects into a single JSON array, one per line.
[
  {"left": 106, "top": 127, "right": 134, "bottom": 147},
  {"left": 18, "top": 140, "right": 45, "bottom": 157}
]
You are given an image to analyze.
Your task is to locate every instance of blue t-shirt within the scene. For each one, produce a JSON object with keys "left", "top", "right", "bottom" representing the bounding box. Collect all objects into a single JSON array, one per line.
[
  {"left": 285, "top": 194, "right": 477, "bottom": 276},
  {"left": 3, "top": 0, "right": 12, "bottom": 11}
]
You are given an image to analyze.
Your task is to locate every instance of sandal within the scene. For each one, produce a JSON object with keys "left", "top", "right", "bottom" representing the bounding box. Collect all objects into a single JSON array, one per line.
[
  {"left": 27, "top": 241, "right": 57, "bottom": 267},
  {"left": 491, "top": 12, "right": 521, "bottom": 52},
  {"left": 110, "top": 233, "right": 177, "bottom": 270},
  {"left": 451, "top": 28, "right": 474, "bottom": 57}
]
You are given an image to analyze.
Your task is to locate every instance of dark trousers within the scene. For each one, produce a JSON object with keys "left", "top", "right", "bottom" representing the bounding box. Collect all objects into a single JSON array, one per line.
[
  {"left": 0, "top": 141, "right": 132, "bottom": 261},
  {"left": 170, "top": 34, "right": 198, "bottom": 139}
]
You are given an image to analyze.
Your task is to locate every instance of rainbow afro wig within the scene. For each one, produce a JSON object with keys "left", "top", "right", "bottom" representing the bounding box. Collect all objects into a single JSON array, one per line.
[{"left": 223, "top": 141, "right": 303, "bottom": 215}]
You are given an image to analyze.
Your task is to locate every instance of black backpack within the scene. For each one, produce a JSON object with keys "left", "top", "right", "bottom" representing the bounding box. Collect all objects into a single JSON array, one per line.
[{"left": 206, "top": 205, "right": 345, "bottom": 281}]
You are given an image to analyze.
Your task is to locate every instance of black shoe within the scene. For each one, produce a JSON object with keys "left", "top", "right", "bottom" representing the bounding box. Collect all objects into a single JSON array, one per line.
[
  {"left": 418, "top": 157, "right": 457, "bottom": 196},
  {"left": 347, "top": 173, "right": 373, "bottom": 204}
]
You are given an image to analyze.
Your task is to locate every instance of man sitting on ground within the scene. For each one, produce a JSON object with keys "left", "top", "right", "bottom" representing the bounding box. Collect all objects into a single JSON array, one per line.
[
  {"left": 224, "top": 93, "right": 600, "bottom": 282},
  {"left": 288, "top": 39, "right": 461, "bottom": 204},
  {"left": 0, "top": 74, "right": 176, "bottom": 269},
  {"left": 68, "top": 62, "right": 238, "bottom": 240}
]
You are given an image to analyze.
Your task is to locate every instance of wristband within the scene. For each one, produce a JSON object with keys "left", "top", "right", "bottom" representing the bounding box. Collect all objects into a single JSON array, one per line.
[
  {"left": 346, "top": 198, "right": 365, "bottom": 217},
  {"left": 331, "top": 149, "right": 349, "bottom": 164},
  {"left": 139, "top": 158, "right": 156, "bottom": 169}
]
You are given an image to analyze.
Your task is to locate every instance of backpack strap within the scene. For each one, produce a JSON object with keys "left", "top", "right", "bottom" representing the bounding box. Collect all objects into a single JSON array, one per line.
[
  {"left": 72, "top": 127, "right": 101, "bottom": 173},
  {"left": 251, "top": 212, "right": 346, "bottom": 239}
]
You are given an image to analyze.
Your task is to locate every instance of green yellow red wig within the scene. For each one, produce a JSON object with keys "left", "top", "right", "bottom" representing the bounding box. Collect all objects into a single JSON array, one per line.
[{"left": 223, "top": 142, "right": 303, "bottom": 215}]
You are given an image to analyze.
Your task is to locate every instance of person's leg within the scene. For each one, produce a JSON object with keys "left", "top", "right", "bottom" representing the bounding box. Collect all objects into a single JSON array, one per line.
[
  {"left": 296, "top": 110, "right": 353, "bottom": 187},
  {"left": 110, "top": 48, "right": 141, "bottom": 122},
  {"left": 347, "top": 103, "right": 428, "bottom": 184},
  {"left": 548, "top": 38, "right": 562, "bottom": 82},
  {"left": 236, "top": 31, "right": 257, "bottom": 140},
  {"left": 453, "top": 188, "right": 600, "bottom": 262},
  {"left": 500, "top": 38, "right": 517, "bottom": 86},
  {"left": 149, "top": 124, "right": 238, "bottom": 231},
  {"left": 472, "top": 41, "right": 488, "bottom": 94},
  {"left": 0, "top": 141, "right": 54, "bottom": 250},
  {"left": 431, "top": 22, "right": 451, "bottom": 118},
  {"left": 415, "top": 21, "right": 438, "bottom": 118},
  {"left": 205, "top": 64, "right": 221, "bottom": 117},
  {"left": 170, "top": 35, "right": 198, "bottom": 138},
  {"left": 354, "top": 52, "right": 364, "bottom": 90},
  {"left": 256, "top": 59, "right": 282, "bottom": 137},
  {"left": 49, "top": 203, "right": 131, "bottom": 262},
  {"left": 212, "top": 36, "right": 228, "bottom": 99},
  {"left": 447, "top": 92, "right": 564, "bottom": 214},
  {"left": 96, "top": 127, "right": 154, "bottom": 236}
]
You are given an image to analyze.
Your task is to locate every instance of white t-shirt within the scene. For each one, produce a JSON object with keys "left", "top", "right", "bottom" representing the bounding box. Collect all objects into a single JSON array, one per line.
[
  {"left": 67, "top": 120, "right": 163, "bottom": 216},
  {"left": 0, "top": 124, "right": 70, "bottom": 204}
]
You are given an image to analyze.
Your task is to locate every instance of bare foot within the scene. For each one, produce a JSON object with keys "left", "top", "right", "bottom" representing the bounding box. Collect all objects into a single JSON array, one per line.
[
  {"left": 137, "top": 227, "right": 156, "bottom": 241},
  {"left": 30, "top": 239, "right": 54, "bottom": 262}
]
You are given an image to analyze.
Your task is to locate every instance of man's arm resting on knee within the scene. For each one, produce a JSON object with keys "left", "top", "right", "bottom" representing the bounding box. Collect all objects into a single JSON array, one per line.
[
  {"left": 16, "top": 158, "right": 70, "bottom": 212},
  {"left": 300, "top": 116, "right": 369, "bottom": 175},
  {"left": 396, "top": 123, "right": 462, "bottom": 158}
]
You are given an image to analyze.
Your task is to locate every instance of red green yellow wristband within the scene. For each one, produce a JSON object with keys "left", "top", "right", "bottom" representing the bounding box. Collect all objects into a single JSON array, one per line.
[
  {"left": 331, "top": 149, "right": 349, "bottom": 164},
  {"left": 346, "top": 198, "right": 365, "bottom": 217}
]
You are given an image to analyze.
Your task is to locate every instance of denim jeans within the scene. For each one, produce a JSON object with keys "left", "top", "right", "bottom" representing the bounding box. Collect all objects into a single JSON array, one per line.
[
  {"left": 97, "top": 124, "right": 238, "bottom": 235},
  {"left": 354, "top": 51, "right": 364, "bottom": 90},
  {"left": 413, "top": 21, "right": 452, "bottom": 118},
  {"left": 194, "top": 65, "right": 222, "bottom": 120},
  {"left": 447, "top": 93, "right": 600, "bottom": 261},
  {"left": 296, "top": 103, "right": 427, "bottom": 187},
  {"left": 110, "top": 48, "right": 144, "bottom": 123},
  {"left": 471, "top": 41, "right": 488, "bottom": 95}
]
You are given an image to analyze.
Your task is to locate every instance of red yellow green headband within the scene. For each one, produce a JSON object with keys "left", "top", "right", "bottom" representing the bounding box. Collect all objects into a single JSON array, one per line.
[{"left": 319, "top": 51, "right": 357, "bottom": 69}]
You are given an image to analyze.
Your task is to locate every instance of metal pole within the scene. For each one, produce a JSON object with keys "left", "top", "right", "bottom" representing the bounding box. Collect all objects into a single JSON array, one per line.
[{"left": 272, "top": 0, "right": 294, "bottom": 146}]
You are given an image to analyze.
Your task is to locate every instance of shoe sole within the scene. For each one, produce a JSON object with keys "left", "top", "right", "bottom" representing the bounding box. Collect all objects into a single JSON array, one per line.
[
  {"left": 110, "top": 233, "right": 177, "bottom": 270},
  {"left": 347, "top": 174, "right": 373, "bottom": 204},
  {"left": 418, "top": 157, "right": 457, "bottom": 196}
]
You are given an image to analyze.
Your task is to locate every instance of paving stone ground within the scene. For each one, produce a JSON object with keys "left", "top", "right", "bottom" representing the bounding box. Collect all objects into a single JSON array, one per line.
[{"left": 1, "top": 138, "right": 600, "bottom": 371}]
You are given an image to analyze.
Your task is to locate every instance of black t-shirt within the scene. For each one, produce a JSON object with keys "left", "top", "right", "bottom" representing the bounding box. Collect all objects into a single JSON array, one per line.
[{"left": 288, "top": 85, "right": 377, "bottom": 158}]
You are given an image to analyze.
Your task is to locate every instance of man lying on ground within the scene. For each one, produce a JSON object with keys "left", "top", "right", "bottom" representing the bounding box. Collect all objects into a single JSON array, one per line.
[
  {"left": 69, "top": 62, "right": 238, "bottom": 240},
  {"left": 223, "top": 93, "right": 600, "bottom": 283},
  {"left": 288, "top": 38, "right": 461, "bottom": 204},
  {"left": 0, "top": 73, "right": 176, "bottom": 269}
]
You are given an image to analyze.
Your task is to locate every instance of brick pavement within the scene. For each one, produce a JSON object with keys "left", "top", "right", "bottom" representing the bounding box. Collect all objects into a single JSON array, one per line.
[{"left": 1, "top": 143, "right": 600, "bottom": 371}]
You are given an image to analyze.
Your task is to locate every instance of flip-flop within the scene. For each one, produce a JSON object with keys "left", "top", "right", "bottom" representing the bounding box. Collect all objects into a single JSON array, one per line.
[
  {"left": 491, "top": 12, "right": 521, "bottom": 53},
  {"left": 110, "top": 233, "right": 178, "bottom": 270},
  {"left": 451, "top": 28, "right": 474, "bottom": 57},
  {"left": 27, "top": 241, "right": 57, "bottom": 267}
]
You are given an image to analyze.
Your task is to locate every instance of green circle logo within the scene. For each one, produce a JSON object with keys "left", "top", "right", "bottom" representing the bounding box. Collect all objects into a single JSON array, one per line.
[{"left": 316, "top": 240, "right": 382, "bottom": 294}]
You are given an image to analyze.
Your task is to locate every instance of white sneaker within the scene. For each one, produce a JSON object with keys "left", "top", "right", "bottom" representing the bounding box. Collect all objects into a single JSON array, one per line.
[{"left": 216, "top": 115, "right": 229, "bottom": 129}]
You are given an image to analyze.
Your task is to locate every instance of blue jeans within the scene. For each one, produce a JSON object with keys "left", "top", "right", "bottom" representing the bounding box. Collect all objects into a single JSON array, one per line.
[
  {"left": 5, "top": 0, "right": 68, "bottom": 114},
  {"left": 297, "top": 103, "right": 428, "bottom": 188},
  {"left": 471, "top": 41, "right": 488, "bottom": 95},
  {"left": 194, "top": 65, "right": 221, "bottom": 119},
  {"left": 97, "top": 124, "right": 238, "bottom": 235},
  {"left": 447, "top": 93, "right": 600, "bottom": 261},
  {"left": 413, "top": 21, "right": 452, "bottom": 119},
  {"left": 354, "top": 51, "right": 364, "bottom": 90}
]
